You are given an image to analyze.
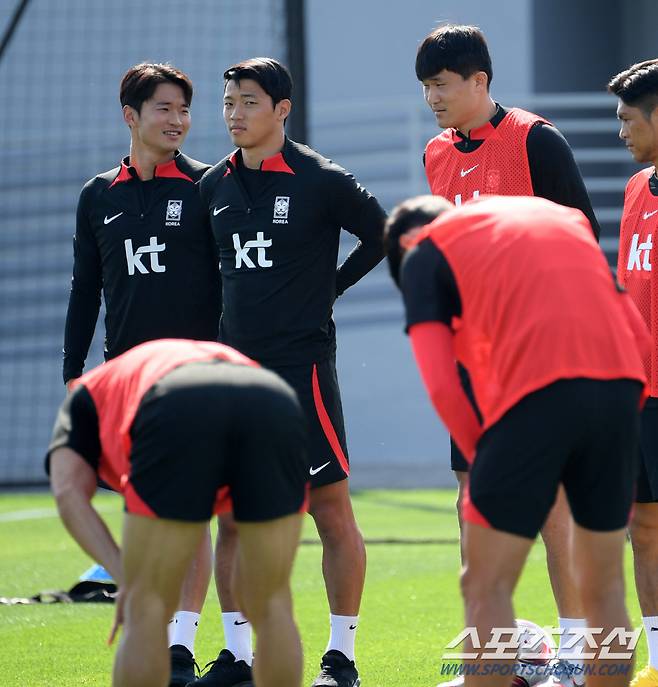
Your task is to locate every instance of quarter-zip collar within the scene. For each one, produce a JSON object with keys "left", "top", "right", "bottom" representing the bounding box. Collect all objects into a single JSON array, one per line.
[
  {"left": 109, "top": 151, "right": 193, "bottom": 188},
  {"left": 223, "top": 139, "right": 296, "bottom": 177}
]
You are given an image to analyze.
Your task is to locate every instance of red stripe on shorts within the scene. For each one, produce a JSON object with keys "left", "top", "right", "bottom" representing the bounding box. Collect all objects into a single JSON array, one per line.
[
  {"left": 124, "top": 481, "right": 157, "bottom": 518},
  {"left": 298, "top": 482, "right": 311, "bottom": 513},
  {"left": 461, "top": 481, "right": 492, "bottom": 529},
  {"left": 213, "top": 485, "right": 232, "bottom": 515},
  {"left": 311, "top": 364, "right": 349, "bottom": 476}
]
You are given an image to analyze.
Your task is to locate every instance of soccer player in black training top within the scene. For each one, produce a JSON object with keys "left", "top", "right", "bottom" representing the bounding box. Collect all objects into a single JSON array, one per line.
[
  {"left": 415, "top": 25, "right": 603, "bottom": 683},
  {"left": 62, "top": 63, "right": 220, "bottom": 687},
  {"left": 197, "top": 58, "right": 385, "bottom": 687}
]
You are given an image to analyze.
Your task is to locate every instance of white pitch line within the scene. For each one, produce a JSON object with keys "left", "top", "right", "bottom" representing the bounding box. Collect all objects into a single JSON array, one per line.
[
  {"left": 0, "top": 503, "right": 118, "bottom": 523},
  {"left": 0, "top": 507, "right": 58, "bottom": 522}
]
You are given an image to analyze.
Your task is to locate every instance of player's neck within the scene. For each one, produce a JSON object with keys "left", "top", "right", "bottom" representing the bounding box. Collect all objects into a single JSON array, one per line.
[
  {"left": 456, "top": 97, "right": 497, "bottom": 138},
  {"left": 241, "top": 130, "right": 286, "bottom": 170},
  {"left": 128, "top": 143, "right": 176, "bottom": 180}
]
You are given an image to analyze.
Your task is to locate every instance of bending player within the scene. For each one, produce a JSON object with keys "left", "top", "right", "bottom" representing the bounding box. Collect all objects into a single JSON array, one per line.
[
  {"left": 47, "top": 339, "right": 308, "bottom": 687},
  {"left": 386, "top": 194, "right": 648, "bottom": 687}
]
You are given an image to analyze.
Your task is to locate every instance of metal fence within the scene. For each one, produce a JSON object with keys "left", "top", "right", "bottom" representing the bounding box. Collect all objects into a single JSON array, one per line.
[
  {"left": 0, "top": 3, "right": 641, "bottom": 485},
  {"left": 0, "top": 0, "right": 288, "bottom": 484}
]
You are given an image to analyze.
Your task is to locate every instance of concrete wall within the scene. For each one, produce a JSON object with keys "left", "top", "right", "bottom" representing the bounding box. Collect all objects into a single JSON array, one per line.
[
  {"left": 307, "top": 0, "right": 533, "bottom": 104},
  {"left": 620, "top": 0, "right": 658, "bottom": 70},
  {"left": 306, "top": 1, "right": 532, "bottom": 487},
  {"left": 533, "top": 0, "right": 658, "bottom": 93}
]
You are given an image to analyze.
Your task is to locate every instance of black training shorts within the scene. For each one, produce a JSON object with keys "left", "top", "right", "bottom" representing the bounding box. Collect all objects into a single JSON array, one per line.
[
  {"left": 128, "top": 360, "right": 309, "bottom": 522},
  {"left": 636, "top": 398, "right": 658, "bottom": 503},
  {"left": 273, "top": 356, "right": 349, "bottom": 488},
  {"left": 50, "top": 360, "right": 309, "bottom": 523},
  {"left": 464, "top": 378, "right": 642, "bottom": 539}
]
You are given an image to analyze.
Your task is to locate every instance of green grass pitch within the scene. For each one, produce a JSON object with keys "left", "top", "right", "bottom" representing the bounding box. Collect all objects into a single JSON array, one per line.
[{"left": 0, "top": 489, "right": 645, "bottom": 686}]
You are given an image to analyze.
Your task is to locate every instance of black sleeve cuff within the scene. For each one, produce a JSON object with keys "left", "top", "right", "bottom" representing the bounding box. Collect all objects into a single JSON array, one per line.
[
  {"left": 400, "top": 239, "right": 461, "bottom": 332},
  {"left": 45, "top": 385, "right": 101, "bottom": 475}
]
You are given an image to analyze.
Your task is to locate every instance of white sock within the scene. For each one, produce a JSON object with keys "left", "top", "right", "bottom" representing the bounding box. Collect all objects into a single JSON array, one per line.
[
  {"left": 558, "top": 617, "right": 587, "bottom": 685},
  {"left": 222, "top": 612, "right": 253, "bottom": 665},
  {"left": 168, "top": 611, "right": 200, "bottom": 655},
  {"left": 642, "top": 616, "right": 658, "bottom": 669},
  {"left": 326, "top": 614, "right": 358, "bottom": 662}
]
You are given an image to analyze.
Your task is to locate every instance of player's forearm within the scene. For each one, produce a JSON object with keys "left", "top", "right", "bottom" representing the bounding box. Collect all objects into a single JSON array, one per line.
[
  {"left": 409, "top": 322, "right": 481, "bottom": 461},
  {"left": 335, "top": 238, "right": 384, "bottom": 296},
  {"left": 527, "top": 124, "right": 601, "bottom": 241},
  {"left": 55, "top": 489, "right": 122, "bottom": 583},
  {"left": 63, "top": 290, "right": 101, "bottom": 383}
]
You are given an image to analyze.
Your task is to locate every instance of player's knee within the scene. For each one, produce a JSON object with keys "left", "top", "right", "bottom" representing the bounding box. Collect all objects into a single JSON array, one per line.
[
  {"left": 311, "top": 491, "right": 349, "bottom": 526},
  {"left": 630, "top": 509, "right": 658, "bottom": 555},
  {"left": 460, "top": 565, "right": 513, "bottom": 603},
  {"left": 576, "top": 569, "right": 624, "bottom": 612},
  {"left": 579, "top": 584, "right": 624, "bottom": 616},
  {"left": 238, "top": 583, "right": 290, "bottom": 630},
  {"left": 124, "top": 587, "right": 170, "bottom": 629},
  {"left": 312, "top": 504, "right": 360, "bottom": 545}
]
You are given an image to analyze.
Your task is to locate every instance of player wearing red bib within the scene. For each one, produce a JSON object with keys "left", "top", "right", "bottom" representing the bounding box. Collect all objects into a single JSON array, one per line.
[
  {"left": 47, "top": 339, "right": 308, "bottom": 687},
  {"left": 386, "top": 194, "right": 648, "bottom": 687},
  {"left": 415, "top": 25, "right": 600, "bottom": 683},
  {"left": 609, "top": 58, "right": 658, "bottom": 687}
]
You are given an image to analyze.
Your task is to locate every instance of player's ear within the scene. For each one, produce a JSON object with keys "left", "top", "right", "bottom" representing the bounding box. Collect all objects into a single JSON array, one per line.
[
  {"left": 399, "top": 228, "right": 422, "bottom": 250},
  {"left": 473, "top": 71, "right": 489, "bottom": 92},
  {"left": 123, "top": 104, "right": 138, "bottom": 129},
  {"left": 276, "top": 98, "right": 292, "bottom": 123}
]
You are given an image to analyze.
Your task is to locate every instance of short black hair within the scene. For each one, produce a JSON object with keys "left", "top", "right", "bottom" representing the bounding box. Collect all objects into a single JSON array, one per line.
[
  {"left": 223, "top": 57, "right": 293, "bottom": 107},
  {"left": 385, "top": 195, "right": 453, "bottom": 287},
  {"left": 608, "top": 59, "right": 658, "bottom": 119},
  {"left": 415, "top": 24, "right": 493, "bottom": 89},
  {"left": 120, "top": 62, "right": 193, "bottom": 113}
]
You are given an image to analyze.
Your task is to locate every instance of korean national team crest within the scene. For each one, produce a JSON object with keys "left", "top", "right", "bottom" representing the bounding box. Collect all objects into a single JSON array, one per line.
[
  {"left": 485, "top": 170, "right": 501, "bottom": 194},
  {"left": 273, "top": 196, "right": 290, "bottom": 224},
  {"left": 165, "top": 200, "right": 183, "bottom": 227}
]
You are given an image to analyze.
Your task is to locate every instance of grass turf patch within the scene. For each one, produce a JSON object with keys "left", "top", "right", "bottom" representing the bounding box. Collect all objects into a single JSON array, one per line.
[{"left": 0, "top": 489, "right": 644, "bottom": 686}]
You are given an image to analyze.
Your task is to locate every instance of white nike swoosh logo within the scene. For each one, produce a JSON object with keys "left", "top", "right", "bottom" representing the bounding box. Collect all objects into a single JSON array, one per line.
[
  {"left": 213, "top": 205, "right": 230, "bottom": 216},
  {"left": 309, "top": 461, "right": 331, "bottom": 476},
  {"left": 643, "top": 210, "right": 658, "bottom": 220},
  {"left": 460, "top": 165, "right": 479, "bottom": 177},
  {"left": 104, "top": 212, "right": 123, "bottom": 224}
]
